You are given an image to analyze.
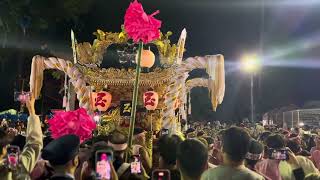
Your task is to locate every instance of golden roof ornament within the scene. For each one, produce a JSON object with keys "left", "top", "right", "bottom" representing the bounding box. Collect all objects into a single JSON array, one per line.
[{"left": 75, "top": 26, "right": 181, "bottom": 67}]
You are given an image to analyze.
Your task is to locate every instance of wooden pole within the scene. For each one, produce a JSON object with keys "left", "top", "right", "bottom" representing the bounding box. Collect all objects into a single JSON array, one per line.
[{"left": 127, "top": 42, "right": 143, "bottom": 160}]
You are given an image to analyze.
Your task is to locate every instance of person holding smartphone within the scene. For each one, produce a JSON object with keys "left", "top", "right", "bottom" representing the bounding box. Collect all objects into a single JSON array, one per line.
[
  {"left": 255, "top": 134, "right": 318, "bottom": 180},
  {"left": 0, "top": 95, "right": 43, "bottom": 180},
  {"left": 244, "top": 140, "right": 272, "bottom": 180},
  {"left": 201, "top": 127, "right": 264, "bottom": 180},
  {"left": 107, "top": 131, "right": 148, "bottom": 180},
  {"left": 80, "top": 143, "right": 118, "bottom": 180},
  {"left": 132, "top": 128, "right": 152, "bottom": 173}
]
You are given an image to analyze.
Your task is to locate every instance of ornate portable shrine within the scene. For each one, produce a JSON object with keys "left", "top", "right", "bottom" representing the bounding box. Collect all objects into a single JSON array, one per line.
[{"left": 29, "top": 27, "right": 225, "bottom": 136}]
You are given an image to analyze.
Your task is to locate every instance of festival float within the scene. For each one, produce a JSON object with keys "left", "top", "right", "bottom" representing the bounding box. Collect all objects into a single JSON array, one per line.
[{"left": 28, "top": 0, "right": 225, "bottom": 148}]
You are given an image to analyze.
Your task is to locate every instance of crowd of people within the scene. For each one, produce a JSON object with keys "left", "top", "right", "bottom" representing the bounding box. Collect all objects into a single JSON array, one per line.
[{"left": 0, "top": 97, "right": 320, "bottom": 180}]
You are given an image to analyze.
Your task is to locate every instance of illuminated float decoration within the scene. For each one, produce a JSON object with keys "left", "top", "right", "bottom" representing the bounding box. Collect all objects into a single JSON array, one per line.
[
  {"left": 137, "top": 49, "right": 155, "bottom": 68},
  {"left": 28, "top": 0, "right": 225, "bottom": 137},
  {"left": 93, "top": 91, "right": 112, "bottom": 112}
]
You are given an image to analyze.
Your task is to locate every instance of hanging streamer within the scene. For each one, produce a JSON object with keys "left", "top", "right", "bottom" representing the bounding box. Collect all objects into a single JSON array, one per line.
[
  {"left": 29, "top": 56, "right": 45, "bottom": 99},
  {"left": 63, "top": 73, "right": 68, "bottom": 109},
  {"left": 181, "top": 103, "right": 187, "bottom": 120},
  {"left": 67, "top": 78, "right": 72, "bottom": 111},
  {"left": 205, "top": 56, "right": 225, "bottom": 111},
  {"left": 29, "top": 56, "right": 91, "bottom": 111},
  {"left": 206, "top": 57, "right": 217, "bottom": 111},
  {"left": 188, "top": 91, "right": 191, "bottom": 115}
]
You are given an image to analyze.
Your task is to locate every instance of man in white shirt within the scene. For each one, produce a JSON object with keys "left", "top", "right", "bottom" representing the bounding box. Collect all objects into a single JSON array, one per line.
[
  {"left": 201, "top": 127, "right": 264, "bottom": 180},
  {"left": 0, "top": 96, "right": 43, "bottom": 180}
]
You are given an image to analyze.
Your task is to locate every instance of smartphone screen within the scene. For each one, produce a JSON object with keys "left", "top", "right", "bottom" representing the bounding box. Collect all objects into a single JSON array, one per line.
[
  {"left": 267, "top": 149, "right": 288, "bottom": 160},
  {"left": 152, "top": 169, "right": 171, "bottom": 180},
  {"left": 130, "top": 155, "right": 141, "bottom": 174},
  {"left": 7, "top": 145, "right": 20, "bottom": 169},
  {"left": 96, "top": 150, "right": 113, "bottom": 180}
]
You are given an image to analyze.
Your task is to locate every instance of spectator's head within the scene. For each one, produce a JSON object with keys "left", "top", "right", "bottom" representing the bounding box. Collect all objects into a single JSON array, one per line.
[
  {"left": 204, "top": 136, "right": 214, "bottom": 146},
  {"left": 288, "top": 133, "right": 301, "bottom": 145},
  {"left": 302, "top": 134, "right": 312, "bottom": 143},
  {"left": 197, "top": 130, "right": 205, "bottom": 137},
  {"left": 217, "top": 129, "right": 225, "bottom": 139},
  {"left": 286, "top": 140, "right": 301, "bottom": 154},
  {"left": 204, "top": 135, "right": 213, "bottom": 146},
  {"left": 266, "top": 134, "right": 285, "bottom": 149},
  {"left": 280, "top": 129, "right": 290, "bottom": 136},
  {"left": 6, "top": 128, "right": 17, "bottom": 142},
  {"left": 308, "top": 135, "right": 316, "bottom": 149},
  {"left": 42, "top": 135, "right": 80, "bottom": 174},
  {"left": 186, "top": 128, "right": 196, "bottom": 138},
  {"left": 258, "top": 131, "right": 271, "bottom": 144},
  {"left": 108, "top": 131, "right": 128, "bottom": 158},
  {"left": 294, "top": 127, "right": 301, "bottom": 134},
  {"left": 177, "top": 139, "right": 208, "bottom": 180},
  {"left": 133, "top": 128, "right": 146, "bottom": 144},
  {"left": 303, "top": 125, "right": 311, "bottom": 131},
  {"left": 289, "top": 133, "right": 299, "bottom": 138},
  {"left": 245, "top": 140, "right": 264, "bottom": 168},
  {"left": 221, "top": 127, "right": 251, "bottom": 164},
  {"left": 185, "top": 128, "right": 195, "bottom": 135},
  {"left": 204, "top": 136, "right": 214, "bottom": 155},
  {"left": 11, "top": 134, "right": 26, "bottom": 150},
  {"left": 157, "top": 134, "right": 183, "bottom": 168},
  {"left": 0, "top": 128, "right": 9, "bottom": 159}
]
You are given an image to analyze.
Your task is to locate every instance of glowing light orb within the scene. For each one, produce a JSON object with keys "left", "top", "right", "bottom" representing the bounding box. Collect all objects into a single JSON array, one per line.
[{"left": 241, "top": 53, "right": 261, "bottom": 73}]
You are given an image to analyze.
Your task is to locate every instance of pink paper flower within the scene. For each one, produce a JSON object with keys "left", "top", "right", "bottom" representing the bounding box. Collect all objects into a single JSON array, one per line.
[
  {"left": 48, "top": 108, "right": 96, "bottom": 143},
  {"left": 124, "top": 0, "right": 162, "bottom": 44}
]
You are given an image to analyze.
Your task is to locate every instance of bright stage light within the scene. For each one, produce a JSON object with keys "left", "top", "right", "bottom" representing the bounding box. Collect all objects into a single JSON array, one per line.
[
  {"left": 241, "top": 53, "right": 261, "bottom": 73},
  {"left": 299, "top": 122, "right": 304, "bottom": 127}
]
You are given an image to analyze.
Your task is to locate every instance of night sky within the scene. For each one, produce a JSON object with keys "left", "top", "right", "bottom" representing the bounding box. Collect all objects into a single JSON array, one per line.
[{"left": 1, "top": 0, "right": 320, "bottom": 122}]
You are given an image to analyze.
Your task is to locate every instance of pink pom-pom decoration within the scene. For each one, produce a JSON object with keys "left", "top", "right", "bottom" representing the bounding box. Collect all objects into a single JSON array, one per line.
[
  {"left": 48, "top": 108, "right": 96, "bottom": 143},
  {"left": 124, "top": 0, "right": 162, "bottom": 44}
]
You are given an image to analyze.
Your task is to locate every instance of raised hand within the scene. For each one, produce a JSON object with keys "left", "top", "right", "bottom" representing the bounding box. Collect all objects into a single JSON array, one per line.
[
  {"left": 26, "top": 94, "right": 36, "bottom": 115},
  {"left": 286, "top": 148, "right": 300, "bottom": 169}
]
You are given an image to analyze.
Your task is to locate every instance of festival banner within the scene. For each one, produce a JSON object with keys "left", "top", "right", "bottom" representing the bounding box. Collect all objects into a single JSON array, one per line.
[{"left": 120, "top": 101, "right": 132, "bottom": 116}]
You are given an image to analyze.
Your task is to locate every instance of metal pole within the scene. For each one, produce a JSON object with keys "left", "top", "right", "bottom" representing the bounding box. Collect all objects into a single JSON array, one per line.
[
  {"left": 283, "top": 112, "right": 285, "bottom": 128},
  {"left": 298, "top": 110, "right": 300, "bottom": 125},
  {"left": 291, "top": 111, "right": 294, "bottom": 128},
  {"left": 127, "top": 42, "right": 143, "bottom": 154},
  {"left": 251, "top": 74, "right": 254, "bottom": 122},
  {"left": 150, "top": 112, "right": 153, "bottom": 133}
]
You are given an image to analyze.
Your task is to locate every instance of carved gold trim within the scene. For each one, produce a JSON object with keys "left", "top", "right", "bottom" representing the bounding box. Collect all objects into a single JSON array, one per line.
[
  {"left": 77, "top": 65, "right": 175, "bottom": 87},
  {"left": 97, "top": 108, "right": 163, "bottom": 136},
  {"left": 76, "top": 27, "right": 178, "bottom": 67}
]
